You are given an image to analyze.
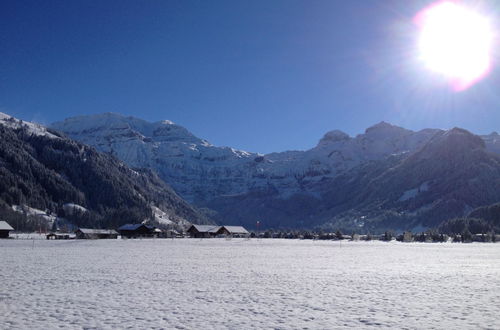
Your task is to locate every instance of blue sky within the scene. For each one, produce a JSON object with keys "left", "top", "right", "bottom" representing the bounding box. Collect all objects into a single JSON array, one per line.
[{"left": 2, "top": 0, "right": 500, "bottom": 153}]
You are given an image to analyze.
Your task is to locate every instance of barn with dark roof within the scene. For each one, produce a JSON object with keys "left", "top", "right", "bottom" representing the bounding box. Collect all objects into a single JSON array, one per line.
[
  {"left": 186, "top": 225, "right": 221, "bottom": 238},
  {"left": 75, "top": 228, "right": 118, "bottom": 239},
  {"left": 217, "top": 226, "right": 250, "bottom": 237},
  {"left": 118, "top": 224, "right": 157, "bottom": 238},
  {"left": 187, "top": 224, "right": 250, "bottom": 238}
]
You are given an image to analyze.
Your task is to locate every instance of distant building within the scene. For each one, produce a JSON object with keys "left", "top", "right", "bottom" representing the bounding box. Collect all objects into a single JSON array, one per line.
[
  {"left": 402, "top": 231, "right": 414, "bottom": 242},
  {"left": 0, "top": 221, "right": 14, "bottom": 238},
  {"left": 186, "top": 225, "right": 221, "bottom": 238},
  {"left": 118, "top": 224, "right": 156, "bottom": 238},
  {"left": 75, "top": 228, "right": 118, "bottom": 239},
  {"left": 217, "top": 226, "right": 250, "bottom": 238},
  {"left": 163, "top": 229, "right": 181, "bottom": 238},
  {"left": 186, "top": 225, "right": 250, "bottom": 238}
]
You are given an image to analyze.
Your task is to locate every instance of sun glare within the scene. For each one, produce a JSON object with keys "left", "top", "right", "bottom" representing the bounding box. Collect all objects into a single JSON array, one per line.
[{"left": 415, "top": 1, "right": 494, "bottom": 91}]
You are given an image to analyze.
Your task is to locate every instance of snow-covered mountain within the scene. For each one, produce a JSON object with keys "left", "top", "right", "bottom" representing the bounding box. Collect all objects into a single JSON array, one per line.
[
  {"left": 51, "top": 114, "right": 447, "bottom": 201},
  {"left": 320, "top": 128, "right": 500, "bottom": 232},
  {"left": 50, "top": 113, "right": 500, "bottom": 231},
  {"left": 51, "top": 113, "right": 257, "bottom": 202},
  {"left": 0, "top": 112, "right": 59, "bottom": 139},
  {"left": 0, "top": 113, "right": 210, "bottom": 231}
]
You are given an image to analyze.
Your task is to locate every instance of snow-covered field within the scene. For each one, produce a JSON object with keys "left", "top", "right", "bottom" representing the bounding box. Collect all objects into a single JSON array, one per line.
[{"left": 1, "top": 239, "right": 499, "bottom": 329}]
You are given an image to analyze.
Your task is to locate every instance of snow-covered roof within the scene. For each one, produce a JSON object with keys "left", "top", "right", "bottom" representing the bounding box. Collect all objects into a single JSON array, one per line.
[
  {"left": 118, "top": 223, "right": 154, "bottom": 231},
  {"left": 188, "top": 225, "right": 221, "bottom": 233},
  {"left": 0, "top": 221, "right": 14, "bottom": 231},
  {"left": 77, "top": 228, "right": 118, "bottom": 235},
  {"left": 222, "top": 226, "right": 249, "bottom": 234}
]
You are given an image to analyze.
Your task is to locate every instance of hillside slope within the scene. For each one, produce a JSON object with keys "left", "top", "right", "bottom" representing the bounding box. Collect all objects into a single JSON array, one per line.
[
  {"left": 321, "top": 128, "right": 500, "bottom": 232},
  {"left": 0, "top": 113, "right": 210, "bottom": 230}
]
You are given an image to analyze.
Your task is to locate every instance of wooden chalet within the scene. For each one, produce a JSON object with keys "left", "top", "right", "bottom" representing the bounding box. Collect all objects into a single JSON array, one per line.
[
  {"left": 75, "top": 228, "right": 118, "bottom": 239},
  {"left": 187, "top": 225, "right": 250, "bottom": 238},
  {"left": 0, "top": 221, "right": 14, "bottom": 238},
  {"left": 186, "top": 225, "right": 221, "bottom": 238},
  {"left": 216, "top": 226, "right": 250, "bottom": 237},
  {"left": 118, "top": 224, "right": 157, "bottom": 238}
]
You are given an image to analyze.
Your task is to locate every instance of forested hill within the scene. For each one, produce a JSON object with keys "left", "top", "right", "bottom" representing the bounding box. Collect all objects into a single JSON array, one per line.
[{"left": 0, "top": 118, "right": 210, "bottom": 230}]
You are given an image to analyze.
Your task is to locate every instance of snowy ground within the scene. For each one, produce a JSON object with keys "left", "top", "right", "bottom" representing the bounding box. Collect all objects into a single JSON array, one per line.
[{"left": 1, "top": 239, "right": 499, "bottom": 329}]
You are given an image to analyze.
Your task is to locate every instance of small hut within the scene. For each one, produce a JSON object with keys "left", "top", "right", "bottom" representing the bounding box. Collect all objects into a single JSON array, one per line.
[
  {"left": 0, "top": 221, "right": 14, "bottom": 238},
  {"left": 75, "top": 228, "right": 118, "bottom": 239}
]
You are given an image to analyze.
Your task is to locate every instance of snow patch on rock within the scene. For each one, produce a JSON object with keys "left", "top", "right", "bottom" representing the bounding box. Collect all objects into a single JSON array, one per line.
[
  {"left": 12, "top": 205, "right": 57, "bottom": 224},
  {"left": 152, "top": 206, "right": 175, "bottom": 226},
  {"left": 398, "top": 182, "right": 430, "bottom": 202}
]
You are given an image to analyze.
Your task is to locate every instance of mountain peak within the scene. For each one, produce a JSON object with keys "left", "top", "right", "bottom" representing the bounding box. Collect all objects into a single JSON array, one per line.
[
  {"left": 51, "top": 113, "right": 204, "bottom": 144},
  {"left": 442, "top": 127, "right": 483, "bottom": 144},
  {"left": 317, "top": 130, "right": 350, "bottom": 146},
  {"left": 363, "top": 121, "right": 411, "bottom": 140},
  {"left": 415, "top": 127, "right": 486, "bottom": 161},
  {"left": 366, "top": 121, "right": 392, "bottom": 130}
]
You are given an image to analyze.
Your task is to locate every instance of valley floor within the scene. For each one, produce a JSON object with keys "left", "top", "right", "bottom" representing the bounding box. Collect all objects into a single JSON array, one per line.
[{"left": 1, "top": 239, "right": 499, "bottom": 329}]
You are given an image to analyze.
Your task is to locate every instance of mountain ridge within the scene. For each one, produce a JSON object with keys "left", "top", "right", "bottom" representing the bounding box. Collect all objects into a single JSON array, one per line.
[
  {"left": 321, "top": 128, "right": 500, "bottom": 231},
  {"left": 49, "top": 112, "right": 500, "bottom": 231}
]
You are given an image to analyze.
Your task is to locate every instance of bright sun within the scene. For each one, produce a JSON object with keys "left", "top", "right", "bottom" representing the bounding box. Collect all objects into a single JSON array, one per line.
[{"left": 415, "top": 1, "right": 494, "bottom": 91}]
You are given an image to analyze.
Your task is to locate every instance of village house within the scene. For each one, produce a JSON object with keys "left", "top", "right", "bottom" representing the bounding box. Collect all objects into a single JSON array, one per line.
[
  {"left": 187, "top": 224, "right": 250, "bottom": 238},
  {"left": 402, "top": 231, "right": 414, "bottom": 242},
  {"left": 118, "top": 223, "right": 157, "bottom": 238},
  {"left": 75, "top": 228, "right": 118, "bottom": 239},
  {"left": 0, "top": 221, "right": 14, "bottom": 238},
  {"left": 186, "top": 225, "right": 221, "bottom": 238},
  {"left": 216, "top": 226, "right": 250, "bottom": 238}
]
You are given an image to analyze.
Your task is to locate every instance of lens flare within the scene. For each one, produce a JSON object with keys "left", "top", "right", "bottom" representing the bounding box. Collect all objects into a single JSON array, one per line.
[{"left": 414, "top": 1, "right": 494, "bottom": 91}]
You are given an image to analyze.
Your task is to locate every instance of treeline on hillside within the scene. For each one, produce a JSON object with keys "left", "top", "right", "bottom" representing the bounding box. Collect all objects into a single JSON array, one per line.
[
  {"left": 0, "top": 124, "right": 208, "bottom": 230},
  {"left": 468, "top": 203, "right": 500, "bottom": 231},
  {"left": 431, "top": 203, "right": 500, "bottom": 239},
  {"left": 438, "top": 217, "right": 495, "bottom": 235},
  {"left": 254, "top": 211, "right": 500, "bottom": 242},
  {"left": 249, "top": 228, "right": 497, "bottom": 242}
]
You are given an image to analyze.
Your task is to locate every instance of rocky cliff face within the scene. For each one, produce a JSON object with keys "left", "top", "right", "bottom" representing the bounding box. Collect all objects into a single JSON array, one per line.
[
  {"left": 50, "top": 113, "right": 500, "bottom": 231},
  {"left": 320, "top": 128, "right": 500, "bottom": 232},
  {"left": 51, "top": 115, "right": 442, "bottom": 201}
]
